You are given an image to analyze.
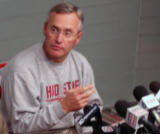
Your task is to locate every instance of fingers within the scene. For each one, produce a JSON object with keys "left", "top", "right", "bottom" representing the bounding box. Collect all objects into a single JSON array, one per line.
[
  {"left": 69, "top": 85, "right": 95, "bottom": 101},
  {"left": 80, "top": 87, "right": 95, "bottom": 100},
  {"left": 60, "top": 85, "right": 95, "bottom": 112},
  {"left": 80, "top": 97, "right": 90, "bottom": 106},
  {"left": 71, "top": 85, "right": 95, "bottom": 95},
  {"left": 83, "top": 85, "right": 94, "bottom": 91},
  {"left": 73, "top": 85, "right": 95, "bottom": 107}
]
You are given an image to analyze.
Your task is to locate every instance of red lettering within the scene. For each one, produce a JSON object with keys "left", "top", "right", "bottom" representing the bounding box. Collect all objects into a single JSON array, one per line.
[
  {"left": 46, "top": 80, "right": 80, "bottom": 98},
  {"left": 46, "top": 86, "right": 51, "bottom": 98},
  {"left": 75, "top": 80, "right": 79, "bottom": 88},
  {"left": 54, "top": 84, "right": 59, "bottom": 96},
  {"left": 67, "top": 81, "right": 71, "bottom": 89},
  {"left": 52, "top": 85, "right": 54, "bottom": 96},
  {"left": 72, "top": 81, "right": 75, "bottom": 88},
  {"left": 63, "top": 83, "right": 67, "bottom": 94}
]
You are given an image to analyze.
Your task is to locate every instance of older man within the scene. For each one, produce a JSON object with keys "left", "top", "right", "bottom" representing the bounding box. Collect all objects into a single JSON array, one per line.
[{"left": 1, "top": 2, "right": 102, "bottom": 134}]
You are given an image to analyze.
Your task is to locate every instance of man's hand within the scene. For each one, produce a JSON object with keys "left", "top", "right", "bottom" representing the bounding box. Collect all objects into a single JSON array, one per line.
[{"left": 60, "top": 85, "right": 95, "bottom": 113}]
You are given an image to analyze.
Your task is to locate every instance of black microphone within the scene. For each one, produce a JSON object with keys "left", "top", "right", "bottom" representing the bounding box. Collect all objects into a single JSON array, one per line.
[
  {"left": 83, "top": 105, "right": 93, "bottom": 125},
  {"left": 114, "top": 100, "right": 137, "bottom": 134},
  {"left": 115, "top": 100, "right": 160, "bottom": 134},
  {"left": 149, "top": 81, "right": 160, "bottom": 94},
  {"left": 78, "top": 104, "right": 117, "bottom": 134},
  {"left": 114, "top": 100, "right": 137, "bottom": 118},
  {"left": 149, "top": 81, "right": 160, "bottom": 103},
  {"left": 133, "top": 85, "right": 160, "bottom": 125},
  {"left": 84, "top": 105, "right": 92, "bottom": 113},
  {"left": 78, "top": 104, "right": 100, "bottom": 126},
  {"left": 133, "top": 85, "right": 148, "bottom": 101}
]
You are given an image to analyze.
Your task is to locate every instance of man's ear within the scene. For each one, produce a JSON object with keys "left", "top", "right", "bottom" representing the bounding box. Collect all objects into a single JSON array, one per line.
[
  {"left": 75, "top": 31, "right": 83, "bottom": 46},
  {"left": 43, "top": 21, "right": 48, "bottom": 36}
]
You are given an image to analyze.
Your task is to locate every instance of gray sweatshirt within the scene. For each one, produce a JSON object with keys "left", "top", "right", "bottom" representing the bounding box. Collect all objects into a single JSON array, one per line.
[{"left": 0, "top": 43, "right": 103, "bottom": 134}]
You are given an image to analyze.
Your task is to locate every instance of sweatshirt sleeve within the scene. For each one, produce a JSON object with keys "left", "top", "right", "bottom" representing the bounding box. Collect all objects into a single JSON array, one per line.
[
  {"left": 74, "top": 59, "right": 103, "bottom": 134},
  {"left": 1, "top": 71, "right": 66, "bottom": 134}
]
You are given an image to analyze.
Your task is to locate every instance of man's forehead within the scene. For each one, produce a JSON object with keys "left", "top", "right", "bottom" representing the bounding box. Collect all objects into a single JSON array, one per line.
[
  {"left": 48, "top": 12, "right": 80, "bottom": 21},
  {"left": 47, "top": 12, "right": 80, "bottom": 30}
]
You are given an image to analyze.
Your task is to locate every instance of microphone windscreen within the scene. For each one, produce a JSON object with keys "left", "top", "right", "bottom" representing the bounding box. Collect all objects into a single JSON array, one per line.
[
  {"left": 133, "top": 85, "right": 148, "bottom": 101},
  {"left": 149, "top": 81, "right": 160, "bottom": 94},
  {"left": 114, "top": 100, "right": 136, "bottom": 118},
  {"left": 84, "top": 105, "right": 92, "bottom": 114}
]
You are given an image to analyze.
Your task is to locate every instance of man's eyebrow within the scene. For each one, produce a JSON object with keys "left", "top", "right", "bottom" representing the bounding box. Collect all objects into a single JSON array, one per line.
[
  {"left": 64, "top": 28, "right": 73, "bottom": 32},
  {"left": 51, "top": 25, "right": 59, "bottom": 29}
]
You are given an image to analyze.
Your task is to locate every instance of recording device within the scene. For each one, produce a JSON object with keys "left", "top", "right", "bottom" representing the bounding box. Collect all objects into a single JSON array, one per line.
[
  {"left": 149, "top": 81, "right": 160, "bottom": 127},
  {"left": 149, "top": 81, "right": 160, "bottom": 102},
  {"left": 115, "top": 100, "right": 160, "bottom": 134},
  {"left": 133, "top": 85, "right": 160, "bottom": 126},
  {"left": 133, "top": 86, "right": 159, "bottom": 109},
  {"left": 126, "top": 105, "right": 148, "bottom": 129},
  {"left": 78, "top": 104, "right": 117, "bottom": 134},
  {"left": 114, "top": 100, "right": 137, "bottom": 118},
  {"left": 78, "top": 104, "right": 101, "bottom": 126},
  {"left": 114, "top": 100, "right": 137, "bottom": 134},
  {"left": 126, "top": 105, "right": 160, "bottom": 134},
  {"left": 149, "top": 81, "right": 160, "bottom": 94}
]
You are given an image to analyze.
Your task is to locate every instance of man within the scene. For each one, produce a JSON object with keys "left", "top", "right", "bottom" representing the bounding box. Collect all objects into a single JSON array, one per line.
[{"left": 0, "top": 2, "right": 103, "bottom": 134}]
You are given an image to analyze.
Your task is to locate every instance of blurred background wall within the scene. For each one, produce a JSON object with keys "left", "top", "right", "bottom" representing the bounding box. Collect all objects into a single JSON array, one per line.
[{"left": 0, "top": 0, "right": 160, "bottom": 107}]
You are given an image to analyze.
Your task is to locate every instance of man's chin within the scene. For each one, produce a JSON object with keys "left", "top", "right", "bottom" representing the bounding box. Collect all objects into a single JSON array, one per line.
[{"left": 50, "top": 54, "right": 66, "bottom": 63}]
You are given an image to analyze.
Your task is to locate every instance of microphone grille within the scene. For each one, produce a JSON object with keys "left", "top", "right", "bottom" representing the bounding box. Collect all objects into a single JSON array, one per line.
[
  {"left": 114, "top": 100, "right": 131, "bottom": 118},
  {"left": 149, "top": 81, "right": 160, "bottom": 93},
  {"left": 133, "top": 85, "right": 148, "bottom": 101}
]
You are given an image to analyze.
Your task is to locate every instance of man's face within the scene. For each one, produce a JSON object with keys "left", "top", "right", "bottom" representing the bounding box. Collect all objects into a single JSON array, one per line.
[{"left": 43, "top": 12, "right": 82, "bottom": 63}]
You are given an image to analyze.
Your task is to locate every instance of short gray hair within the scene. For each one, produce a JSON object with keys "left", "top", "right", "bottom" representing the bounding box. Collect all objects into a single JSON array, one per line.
[{"left": 48, "top": 2, "right": 84, "bottom": 31}]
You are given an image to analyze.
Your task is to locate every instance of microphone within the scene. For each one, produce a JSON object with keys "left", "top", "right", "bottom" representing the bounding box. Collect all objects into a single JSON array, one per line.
[
  {"left": 149, "top": 81, "right": 160, "bottom": 94},
  {"left": 133, "top": 85, "right": 160, "bottom": 125},
  {"left": 127, "top": 105, "right": 160, "bottom": 134},
  {"left": 115, "top": 100, "right": 160, "bottom": 134},
  {"left": 114, "top": 100, "right": 137, "bottom": 134},
  {"left": 78, "top": 104, "right": 117, "bottom": 134},
  {"left": 78, "top": 104, "right": 101, "bottom": 126},
  {"left": 149, "top": 81, "right": 160, "bottom": 102},
  {"left": 114, "top": 100, "right": 137, "bottom": 118},
  {"left": 83, "top": 105, "right": 93, "bottom": 125}
]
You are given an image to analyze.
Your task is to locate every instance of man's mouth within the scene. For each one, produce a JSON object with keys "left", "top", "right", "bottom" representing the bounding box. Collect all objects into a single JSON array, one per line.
[{"left": 51, "top": 45, "right": 63, "bottom": 50}]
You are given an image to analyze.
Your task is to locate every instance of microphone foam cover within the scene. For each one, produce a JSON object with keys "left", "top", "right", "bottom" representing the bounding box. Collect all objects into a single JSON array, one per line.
[
  {"left": 133, "top": 85, "right": 148, "bottom": 101},
  {"left": 114, "top": 100, "right": 135, "bottom": 118},
  {"left": 149, "top": 81, "right": 160, "bottom": 94}
]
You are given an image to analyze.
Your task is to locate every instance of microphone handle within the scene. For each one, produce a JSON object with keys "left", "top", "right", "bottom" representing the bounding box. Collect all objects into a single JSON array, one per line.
[
  {"left": 138, "top": 117, "right": 160, "bottom": 134},
  {"left": 152, "top": 110, "right": 160, "bottom": 125}
]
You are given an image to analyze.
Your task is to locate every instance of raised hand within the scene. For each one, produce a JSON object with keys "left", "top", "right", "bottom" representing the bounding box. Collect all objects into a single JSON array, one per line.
[{"left": 60, "top": 85, "right": 95, "bottom": 112}]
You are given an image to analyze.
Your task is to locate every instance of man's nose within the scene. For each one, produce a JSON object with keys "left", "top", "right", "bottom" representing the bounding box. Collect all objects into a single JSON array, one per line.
[{"left": 55, "top": 32, "right": 64, "bottom": 44}]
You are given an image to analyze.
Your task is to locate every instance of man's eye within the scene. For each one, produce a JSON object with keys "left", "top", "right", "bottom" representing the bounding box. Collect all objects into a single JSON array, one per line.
[
  {"left": 65, "top": 31, "right": 72, "bottom": 36},
  {"left": 51, "top": 27, "right": 57, "bottom": 32}
]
